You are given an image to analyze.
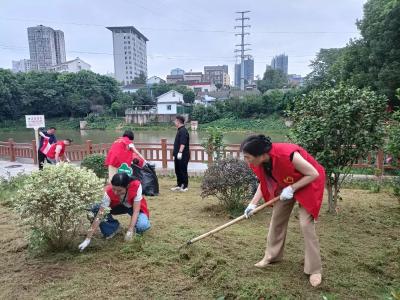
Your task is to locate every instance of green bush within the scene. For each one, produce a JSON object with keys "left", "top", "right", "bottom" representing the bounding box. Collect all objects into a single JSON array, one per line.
[
  {"left": 201, "top": 157, "right": 258, "bottom": 215},
  {"left": 81, "top": 153, "right": 108, "bottom": 180},
  {"left": 13, "top": 163, "right": 104, "bottom": 252}
]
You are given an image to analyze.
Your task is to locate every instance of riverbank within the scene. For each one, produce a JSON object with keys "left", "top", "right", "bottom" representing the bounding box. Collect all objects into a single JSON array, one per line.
[{"left": 0, "top": 115, "right": 289, "bottom": 132}]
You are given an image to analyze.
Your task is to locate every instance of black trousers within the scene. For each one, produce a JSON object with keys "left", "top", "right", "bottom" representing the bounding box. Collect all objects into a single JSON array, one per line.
[
  {"left": 174, "top": 155, "right": 189, "bottom": 188},
  {"left": 38, "top": 150, "right": 50, "bottom": 170}
]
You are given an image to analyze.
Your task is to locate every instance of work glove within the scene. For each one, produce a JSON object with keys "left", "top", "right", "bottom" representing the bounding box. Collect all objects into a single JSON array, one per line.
[
  {"left": 244, "top": 203, "right": 257, "bottom": 218},
  {"left": 177, "top": 152, "right": 183, "bottom": 160},
  {"left": 124, "top": 230, "right": 134, "bottom": 242},
  {"left": 78, "top": 238, "right": 91, "bottom": 252},
  {"left": 280, "top": 186, "right": 294, "bottom": 201}
]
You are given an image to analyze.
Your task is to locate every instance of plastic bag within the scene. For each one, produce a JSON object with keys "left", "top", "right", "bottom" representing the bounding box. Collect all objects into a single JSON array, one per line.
[{"left": 131, "top": 162, "right": 159, "bottom": 196}]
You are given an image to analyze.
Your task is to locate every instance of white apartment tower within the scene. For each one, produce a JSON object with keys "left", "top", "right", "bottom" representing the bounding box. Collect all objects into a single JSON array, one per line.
[
  {"left": 106, "top": 26, "right": 148, "bottom": 85},
  {"left": 27, "top": 25, "right": 66, "bottom": 70}
]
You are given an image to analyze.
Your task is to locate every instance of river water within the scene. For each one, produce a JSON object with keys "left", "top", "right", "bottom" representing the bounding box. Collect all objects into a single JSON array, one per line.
[{"left": 0, "top": 128, "right": 288, "bottom": 145}]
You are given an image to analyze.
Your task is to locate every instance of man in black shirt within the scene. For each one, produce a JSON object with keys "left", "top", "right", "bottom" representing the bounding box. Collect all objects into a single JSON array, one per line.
[
  {"left": 38, "top": 127, "right": 57, "bottom": 170},
  {"left": 171, "top": 115, "right": 190, "bottom": 192}
]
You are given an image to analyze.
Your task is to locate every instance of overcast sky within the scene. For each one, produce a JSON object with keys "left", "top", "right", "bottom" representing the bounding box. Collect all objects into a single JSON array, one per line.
[{"left": 0, "top": 0, "right": 366, "bottom": 81}]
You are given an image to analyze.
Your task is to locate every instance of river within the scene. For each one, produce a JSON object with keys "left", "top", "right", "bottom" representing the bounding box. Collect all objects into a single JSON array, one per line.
[{"left": 0, "top": 128, "right": 289, "bottom": 145}]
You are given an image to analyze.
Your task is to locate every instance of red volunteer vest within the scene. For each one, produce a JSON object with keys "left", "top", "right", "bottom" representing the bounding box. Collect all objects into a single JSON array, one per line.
[
  {"left": 105, "top": 180, "right": 149, "bottom": 218},
  {"left": 40, "top": 137, "right": 51, "bottom": 155},
  {"left": 105, "top": 137, "right": 134, "bottom": 168},
  {"left": 250, "top": 143, "right": 325, "bottom": 219},
  {"left": 46, "top": 141, "right": 66, "bottom": 159}
]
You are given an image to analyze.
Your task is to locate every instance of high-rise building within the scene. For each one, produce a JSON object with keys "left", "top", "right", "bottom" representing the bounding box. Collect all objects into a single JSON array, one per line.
[
  {"left": 271, "top": 54, "right": 288, "bottom": 75},
  {"left": 27, "top": 25, "right": 66, "bottom": 70},
  {"left": 107, "top": 26, "right": 148, "bottom": 85},
  {"left": 204, "top": 65, "right": 229, "bottom": 86},
  {"left": 170, "top": 68, "right": 185, "bottom": 75},
  {"left": 54, "top": 30, "right": 66, "bottom": 65},
  {"left": 12, "top": 59, "right": 33, "bottom": 73},
  {"left": 234, "top": 57, "right": 254, "bottom": 87}
]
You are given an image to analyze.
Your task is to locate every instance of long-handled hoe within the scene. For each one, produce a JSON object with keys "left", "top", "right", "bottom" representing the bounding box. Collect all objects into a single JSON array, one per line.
[{"left": 180, "top": 196, "right": 280, "bottom": 248}]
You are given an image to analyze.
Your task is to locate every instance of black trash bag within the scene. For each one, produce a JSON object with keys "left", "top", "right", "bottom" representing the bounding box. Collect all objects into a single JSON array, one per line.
[{"left": 131, "top": 161, "right": 159, "bottom": 196}]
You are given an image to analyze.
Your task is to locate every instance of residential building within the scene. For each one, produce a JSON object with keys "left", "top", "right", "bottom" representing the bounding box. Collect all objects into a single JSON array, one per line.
[
  {"left": 194, "top": 95, "right": 217, "bottom": 107},
  {"left": 156, "top": 90, "right": 184, "bottom": 115},
  {"left": 185, "top": 82, "right": 216, "bottom": 95},
  {"left": 54, "top": 30, "right": 66, "bottom": 64},
  {"left": 106, "top": 26, "right": 148, "bottom": 85},
  {"left": 183, "top": 72, "right": 203, "bottom": 83},
  {"left": 48, "top": 57, "right": 91, "bottom": 73},
  {"left": 166, "top": 74, "right": 184, "bottom": 84},
  {"left": 27, "top": 25, "right": 66, "bottom": 70},
  {"left": 121, "top": 83, "right": 146, "bottom": 93},
  {"left": 204, "top": 65, "right": 229, "bottom": 86},
  {"left": 223, "top": 73, "right": 230, "bottom": 87},
  {"left": 271, "top": 54, "right": 288, "bottom": 75},
  {"left": 234, "top": 57, "right": 254, "bottom": 87},
  {"left": 170, "top": 68, "right": 185, "bottom": 75},
  {"left": 146, "top": 76, "right": 165, "bottom": 86},
  {"left": 12, "top": 59, "right": 33, "bottom": 72},
  {"left": 288, "top": 74, "right": 303, "bottom": 86}
]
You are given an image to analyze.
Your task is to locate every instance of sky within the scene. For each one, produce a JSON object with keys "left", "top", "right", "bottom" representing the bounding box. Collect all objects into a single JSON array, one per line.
[{"left": 0, "top": 0, "right": 367, "bottom": 82}]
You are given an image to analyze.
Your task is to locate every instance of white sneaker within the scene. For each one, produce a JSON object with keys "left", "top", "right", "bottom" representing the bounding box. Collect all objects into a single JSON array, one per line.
[
  {"left": 180, "top": 187, "right": 189, "bottom": 192},
  {"left": 170, "top": 186, "right": 182, "bottom": 191}
]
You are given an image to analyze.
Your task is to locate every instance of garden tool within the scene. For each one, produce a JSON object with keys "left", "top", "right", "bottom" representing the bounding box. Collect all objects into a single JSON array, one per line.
[{"left": 180, "top": 196, "right": 280, "bottom": 248}]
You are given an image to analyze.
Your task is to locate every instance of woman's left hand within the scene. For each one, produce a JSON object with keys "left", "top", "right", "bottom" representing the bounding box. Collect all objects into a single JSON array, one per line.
[{"left": 280, "top": 186, "right": 294, "bottom": 201}]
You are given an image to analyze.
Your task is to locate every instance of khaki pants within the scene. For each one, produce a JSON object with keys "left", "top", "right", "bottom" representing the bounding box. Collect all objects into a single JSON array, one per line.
[
  {"left": 263, "top": 198, "right": 322, "bottom": 274},
  {"left": 108, "top": 165, "right": 118, "bottom": 183}
]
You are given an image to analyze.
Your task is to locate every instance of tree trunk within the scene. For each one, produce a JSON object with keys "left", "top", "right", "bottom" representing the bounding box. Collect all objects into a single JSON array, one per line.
[{"left": 327, "top": 181, "right": 335, "bottom": 213}]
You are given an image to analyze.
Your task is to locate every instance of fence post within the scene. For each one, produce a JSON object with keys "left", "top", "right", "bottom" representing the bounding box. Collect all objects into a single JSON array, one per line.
[
  {"left": 376, "top": 149, "right": 384, "bottom": 177},
  {"left": 8, "top": 138, "right": 16, "bottom": 162},
  {"left": 32, "top": 139, "right": 38, "bottom": 165},
  {"left": 86, "top": 140, "right": 93, "bottom": 156},
  {"left": 161, "top": 138, "right": 168, "bottom": 169}
]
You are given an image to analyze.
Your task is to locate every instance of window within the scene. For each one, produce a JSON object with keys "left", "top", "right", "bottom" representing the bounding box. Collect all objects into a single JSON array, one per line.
[
  {"left": 167, "top": 105, "right": 172, "bottom": 110},
  {"left": 172, "top": 92, "right": 175, "bottom": 97}
]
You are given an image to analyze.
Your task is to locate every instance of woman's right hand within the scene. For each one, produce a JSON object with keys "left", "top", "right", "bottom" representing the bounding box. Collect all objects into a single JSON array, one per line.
[
  {"left": 244, "top": 203, "right": 257, "bottom": 218},
  {"left": 78, "top": 238, "right": 91, "bottom": 252}
]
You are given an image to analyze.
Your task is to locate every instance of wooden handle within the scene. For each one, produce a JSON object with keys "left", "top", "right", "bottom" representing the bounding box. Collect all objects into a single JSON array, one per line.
[{"left": 186, "top": 196, "right": 280, "bottom": 245}]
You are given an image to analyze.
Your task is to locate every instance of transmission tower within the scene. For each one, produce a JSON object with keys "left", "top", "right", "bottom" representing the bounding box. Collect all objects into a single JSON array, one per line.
[{"left": 235, "top": 10, "right": 251, "bottom": 91}]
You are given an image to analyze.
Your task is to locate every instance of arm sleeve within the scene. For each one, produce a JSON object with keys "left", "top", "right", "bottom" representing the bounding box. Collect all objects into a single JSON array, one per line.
[
  {"left": 133, "top": 184, "right": 142, "bottom": 202},
  {"left": 101, "top": 193, "right": 111, "bottom": 208},
  {"left": 179, "top": 129, "right": 189, "bottom": 146}
]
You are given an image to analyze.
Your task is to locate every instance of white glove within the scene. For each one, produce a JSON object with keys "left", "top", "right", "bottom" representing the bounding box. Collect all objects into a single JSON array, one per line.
[
  {"left": 78, "top": 238, "right": 91, "bottom": 252},
  {"left": 280, "top": 186, "right": 294, "bottom": 201},
  {"left": 244, "top": 203, "right": 257, "bottom": 218},
  {"left": 177, "top": 152, "right": 183, "bottom": 160},
  {"left": 125, "top": 230, "right": 134, "bottom": 241}
]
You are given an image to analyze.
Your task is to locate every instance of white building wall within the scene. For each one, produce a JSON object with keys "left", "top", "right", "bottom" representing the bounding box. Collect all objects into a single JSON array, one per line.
[{"left": 157, "top": 103, "right": 177, "bottom": 114}]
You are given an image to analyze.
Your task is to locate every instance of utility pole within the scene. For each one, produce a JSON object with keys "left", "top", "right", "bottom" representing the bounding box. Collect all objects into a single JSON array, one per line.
[{"left": 235, "top": 11, "right": 251, "bottom": 91}]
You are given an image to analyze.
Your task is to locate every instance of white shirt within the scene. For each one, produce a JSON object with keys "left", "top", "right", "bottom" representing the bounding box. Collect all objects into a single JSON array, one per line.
[{"left": 101, "top": 184, "right": 143, "bottom": 208}]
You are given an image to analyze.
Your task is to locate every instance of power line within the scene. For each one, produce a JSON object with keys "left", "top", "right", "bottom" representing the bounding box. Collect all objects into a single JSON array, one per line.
[{"left": 0, "top": 17, "right": 358, "bottom": 35}]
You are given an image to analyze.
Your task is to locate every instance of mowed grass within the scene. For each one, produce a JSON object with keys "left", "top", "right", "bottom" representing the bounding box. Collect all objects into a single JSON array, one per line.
[{"left": 0, "top": 177, "right": 399, "bottom": 299}]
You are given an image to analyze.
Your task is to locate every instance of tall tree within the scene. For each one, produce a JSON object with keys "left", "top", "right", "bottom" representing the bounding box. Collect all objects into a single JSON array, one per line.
[{"left": 257, "top": 67, "right": 288, "bottom": 93}]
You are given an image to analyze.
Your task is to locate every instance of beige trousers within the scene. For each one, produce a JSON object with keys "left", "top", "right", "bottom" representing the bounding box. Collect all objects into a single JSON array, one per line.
[
  {"left": 108, "top": 165, "right": 118, "bottom": 183},
  {"left": 263, "top": 198, "right": 322, "bottom": 274}
]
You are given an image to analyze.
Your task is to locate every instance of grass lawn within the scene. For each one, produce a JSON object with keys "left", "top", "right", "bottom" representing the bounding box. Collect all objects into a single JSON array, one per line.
[{"left": 0, "top": 177, "right": 399, "bottom": 299}]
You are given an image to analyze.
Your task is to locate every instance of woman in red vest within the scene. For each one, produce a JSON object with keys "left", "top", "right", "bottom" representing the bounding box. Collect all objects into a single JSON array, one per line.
[
  {"left": 78, "top": 172, "right": 150, "bottom": 252},
  {"left": 105, "top": 130, "right": 146, "bottom": 182},
  {"left": 40, "top": 133, "right": 72, "bottom": 164},
  {"left": 241, "top": 135, "right": 325, "bottom": 287}
]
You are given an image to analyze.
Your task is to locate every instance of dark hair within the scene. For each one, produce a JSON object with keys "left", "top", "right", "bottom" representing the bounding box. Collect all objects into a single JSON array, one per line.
[
  {"left": 240, "top": 135, "right": 272, "bottom": 156},
  {"left": 111, "top": 172, "right": 133, "bottom": 188},
  {"left": 49, "top": 127, "right": 56, "bottom": 130},
  {"left": 175, "top": 115, "right": 185, "bottom": 124},
  {"left": 65, "top": 138, "right": 73, "bottom": 143},
  {"left": 122, "top": 130, "right": 134, "bottom": 141}
]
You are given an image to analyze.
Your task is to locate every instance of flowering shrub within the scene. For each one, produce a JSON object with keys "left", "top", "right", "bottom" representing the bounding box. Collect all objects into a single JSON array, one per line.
[
  {"left": 201, "top": 157, "right": 258, "bottom": 214},
  {"left": 13, "top": 163, "right": 104, "bottom": 251}
]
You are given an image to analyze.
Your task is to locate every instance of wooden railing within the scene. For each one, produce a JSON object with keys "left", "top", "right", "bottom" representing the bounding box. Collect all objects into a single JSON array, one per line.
[{"left": 0, "top": 138, "right": 399, "bottom": 175}]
